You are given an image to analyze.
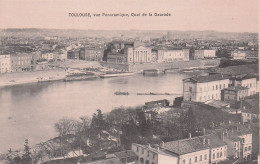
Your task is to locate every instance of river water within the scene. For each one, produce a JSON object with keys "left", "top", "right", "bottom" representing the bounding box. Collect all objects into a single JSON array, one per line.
[{"left": 0, "top": 72, "right": 188, "bottom": 153}]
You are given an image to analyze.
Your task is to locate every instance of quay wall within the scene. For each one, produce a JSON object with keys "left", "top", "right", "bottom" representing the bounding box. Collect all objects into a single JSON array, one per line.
[{"left": 100, "top": 59, "right": 220, "bottom": 72}]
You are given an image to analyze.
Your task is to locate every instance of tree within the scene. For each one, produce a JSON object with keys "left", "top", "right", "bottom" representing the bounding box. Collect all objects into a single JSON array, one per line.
[
  {"left": 22, "top": 139, "right": 32, "bottom": 164},
  {"left": 180, "top": 108, "right": 197, "bottom": 138},
  {"left": 55, "top": 118, "right": 79, "bottom": 137}
]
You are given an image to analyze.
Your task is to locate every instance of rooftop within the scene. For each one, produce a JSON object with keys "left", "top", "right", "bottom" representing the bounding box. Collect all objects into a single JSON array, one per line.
[
  {"left": 223, "top": 85, "right": 248, "bottom": 91},
  {"left": 163, "top": 137, "right": 210, "bottom": 155},
  {"left": 114, "top": 150, "right": 136, "bottom": 159},
  {"left": 183, "top": 74, "right": 230, "bottom": 83}
]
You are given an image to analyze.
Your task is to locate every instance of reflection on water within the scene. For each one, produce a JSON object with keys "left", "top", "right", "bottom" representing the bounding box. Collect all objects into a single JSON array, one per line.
[{"left": 0, "top": 73, "right": 188, "bottom": 153}]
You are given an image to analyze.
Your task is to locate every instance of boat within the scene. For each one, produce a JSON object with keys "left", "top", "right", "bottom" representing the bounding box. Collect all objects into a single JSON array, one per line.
[
  {"left": 114, "top": 91, "right": 130, "bottom": 95},
  {"left": 99, "top": 72, "right": 134, "bottom": 78},
  {"left": 64, "top": 72, "right": 96, "bottom": 81}
]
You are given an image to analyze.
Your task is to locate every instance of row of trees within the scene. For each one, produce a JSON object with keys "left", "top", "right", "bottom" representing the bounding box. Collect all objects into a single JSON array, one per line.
[{"left": 11, "top": 104, "right": 233, "bottom": 163}]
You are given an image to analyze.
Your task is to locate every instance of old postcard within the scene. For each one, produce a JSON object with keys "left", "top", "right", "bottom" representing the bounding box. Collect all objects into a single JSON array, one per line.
[{"left": 0, "top": 0, "right": 259, "bottom": 163}]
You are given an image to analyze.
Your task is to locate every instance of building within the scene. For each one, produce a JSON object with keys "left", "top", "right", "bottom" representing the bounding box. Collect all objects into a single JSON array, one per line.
[
  {"left": 10, "top": 53, "right": 33, "bottom": 72},
  {"left": 194, "top": 50, "right": 216, "bottom": 59},
  {"left": 221, "top": 86, "right": 249, "bottom": 103},
  {"left": 215, "top": 124, "right": 253, "bottom": 161},
  {"left": 144, "top": 99, "right": 170, "bottom": 109},
  {"left": 201, "top": 134, "right": 228, "bottom": 164},
  {"left": 0, "top": 54, "right": 11, "bottom": 73},
  {"left": 241, "top": 99, "right": 259, "bottom": 123},
  {"left": 79, "top": 47, "right": 104, "bottom": 61},
  {"left": 231, "top": 74, "right": 258, "bottom": 96},
  {"left": 67, "top": 49, "right": 80, "bottom": 60},
  {"left": 161, "top": 49, "right": 189, "bottom": 62},
  {"left": 106, "top": 41, "right": 152, "bottom": 64},
  {"left": 132, "top": 133, "right": 228, "bottom": 164},
  {"left": 231, "top": 51, "right": 246, "bottom": 60},
  {"left": 125, "top": 45, "right": 152, "bottom": 63},
  {"left": 114, "top": 150, "right": 137, "bottom": 164},
  {"left": 132, "top": 143, "right": 178, "bottom": 164},
  {"left": 183, "top": 74, "right": 230, "bottom": 102},
  {"left": 41, "top": 52, "right": 54, "bottom": 61}
]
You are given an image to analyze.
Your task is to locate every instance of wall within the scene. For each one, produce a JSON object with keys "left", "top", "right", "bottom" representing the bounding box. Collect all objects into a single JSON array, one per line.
[{"left": 101, "top": 59, "right": 220, "bottom": 73}]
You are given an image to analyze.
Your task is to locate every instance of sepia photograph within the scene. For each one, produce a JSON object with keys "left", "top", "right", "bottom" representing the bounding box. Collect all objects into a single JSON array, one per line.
[{"left": 0, "top": 0, "right": 259, "bottom": 163}]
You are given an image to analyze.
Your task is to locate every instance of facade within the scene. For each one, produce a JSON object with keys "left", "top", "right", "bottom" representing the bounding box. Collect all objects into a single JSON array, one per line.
[
  {"left": 67, "top": 49, "right": 80, "bottom": 60},
  {"left": 231, "top": 75, "right": 257, "bottom": 96},
  {"left": 231, "top": 51, "right": 246, "bottom": 60},
  {"left": 161, "top": 49, "right": 189, "bottom": 62},
  {"left": 79, "top": 47, "right": 104, "bottom": 61},
  {"left": 241, "top": 99, "right": 259, "bottom": 123},
  {"left": 10, "top": 53, "right": 33, "bottom": 72},
  {"left": 221, "top": 86, "right": 248, "bottom": 102},
  {"left": 105, "top": 41, "right": 152, "bottom": 64},
  {"left": 126, "top": 46, "right": 152, "bottom": 63},
  {"left": 194, "top": 50, "right": 216, "bottom": 59},
  {"left": 0, "top": 54, "right": 11, "bottom": 73},
  {"left": 216, "top": 124, "right": 253, "bottom": 161},
  {"left": 183, "top": 74, "right": 230, "bottom": 102},
  {"left": 132, "top": 133, "right": 228, "bottom": 164},
  {"left": 132, "top": 143, "right": 178, "bottom": 164},
  {"left": 41, "top": 52, "right": 54, "bottom": 61}
]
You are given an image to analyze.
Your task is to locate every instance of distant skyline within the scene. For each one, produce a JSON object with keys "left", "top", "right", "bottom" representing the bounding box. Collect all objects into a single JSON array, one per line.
[{"left": 0, "top": 0, "right": 258, "bottom": 33}]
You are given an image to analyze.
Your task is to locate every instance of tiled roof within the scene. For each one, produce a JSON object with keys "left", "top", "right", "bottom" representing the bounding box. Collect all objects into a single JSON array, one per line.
[
  {"left": 163, "top": 137, "right": 210, "bottom": 155},
  {"left": 242, "top": 99, "right": 259, "bottom": 114},
  {"left": 223, "top": 85, "right": 248, "bottom": 91},
  {"left": 184, "top": 74, "right": 230, "bottom": 83},
  {"left": 114, "top": 150, "right": 136, "bottom": 159}
]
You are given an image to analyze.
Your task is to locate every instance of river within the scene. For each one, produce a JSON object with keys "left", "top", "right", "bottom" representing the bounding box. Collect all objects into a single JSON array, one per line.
[{"left": 0, "top": 72, "right": 188, "bottom": 153}]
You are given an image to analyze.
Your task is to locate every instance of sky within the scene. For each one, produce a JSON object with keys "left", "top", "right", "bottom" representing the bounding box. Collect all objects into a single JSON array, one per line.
[{"left": 0, "top": 0, "right": 259, "bottom": 33}]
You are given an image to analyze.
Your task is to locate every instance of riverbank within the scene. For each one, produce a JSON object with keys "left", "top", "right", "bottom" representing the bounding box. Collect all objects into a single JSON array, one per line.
[{"left": 0, "top": 69, "right": 67, "bottom": 88}]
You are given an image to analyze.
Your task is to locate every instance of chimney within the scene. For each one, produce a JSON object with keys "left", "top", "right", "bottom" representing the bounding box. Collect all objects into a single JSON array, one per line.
[
  {"left": 203, "top": 138, "right": 206, "bottom": 144},
  {"left": 203, "top": 128, "right": 206, "bottom": 135},
  {"left": 225, "top": 129, "right": 228, "bottom": 137},
  {"left": 207, "top": 139, "right": 210, "bottom": 145},
  {"left": 222, "top": 132, "right": 225, "bottom": 141},
  {"left": 157, "top": 147, "right": 160, "bottom": 152},
  {"left": 189, "top": 133, "right": 192, "bottom": 139},
  {"left": 148, "top": 144, "right": 150, "bottom": 148},
  {"left": 162, "top": 141, "right": 164, "bottom": 147}
]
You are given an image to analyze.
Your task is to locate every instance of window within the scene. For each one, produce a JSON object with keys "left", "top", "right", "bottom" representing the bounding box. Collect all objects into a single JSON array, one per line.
[
  {"left": 217, "top": 152, "right": 219, "bottom": 158},
  {"left": 137, "top": 156, "right": 139, "bottom": 161},
  {"left": 145, "top": 160, "right": 149, "bottom": 164},
  {"left": 220, "top": 152, "right": 222, "bottom": 157},
  {"left": 189, "top": 158, "right": 191, "bottom": 164},
  {"left": 204, "top": 154, "right": 207, "bottom": 160},
  {"left": 212, "top": 86, "right": 214, "bottom": 90},
  {"left": 183, "top": 159, "right": 185, "bottom": 164},
  {"left": 189, "top": 87, "right": 192, "bottom": 92},
  {"left": 195, "top": 157, "right": 197, "bottom": 162},
  {"left": 147, "top": 151, "right": 149, "bottom": 157},
  {"left": 248, "top": 146, "right": 251, "bottom": 151},
  {"left": 216, "top": 85, "right": 218, "bottom": 90},
  {"left": 153, "top": 153, "right": 156, "bottom": 159},
  {"left": 142, "top": 148, "right": 144, "bottom": 154},
  {"left": 200, "top": 155, "right": 202, "bottom": 161},
  {"left": 140, "top": 158, "right": 144, "bottom": 164},
  {"left": 137, "top": 147, "right": 139, "bottom": 152},
  {"left": 213, "top": 153, "right": 215, "bottom": 159},
  {"left": 224, "top": 84, "right": 225, "bottom": 88},
  {"left": 245, "top": 147, "right": 247, "bottom": 152},
  {"left": 220, "top": 84, "right": 222, "bottom": 89}
]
